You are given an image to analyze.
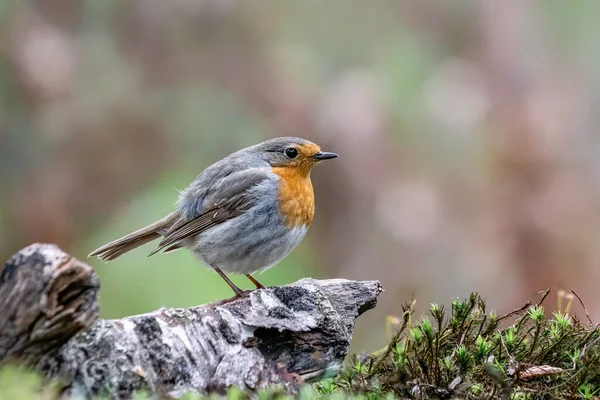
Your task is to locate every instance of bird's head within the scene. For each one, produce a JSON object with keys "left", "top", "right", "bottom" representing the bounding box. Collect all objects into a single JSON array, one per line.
[{"left": 252, "top": 137, "right": 338, "bottom": 175}]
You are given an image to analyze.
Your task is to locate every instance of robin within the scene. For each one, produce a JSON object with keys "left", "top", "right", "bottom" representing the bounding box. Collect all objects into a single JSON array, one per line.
[{"left": 89, "top": 137, "right": 338, "bottom": 297}]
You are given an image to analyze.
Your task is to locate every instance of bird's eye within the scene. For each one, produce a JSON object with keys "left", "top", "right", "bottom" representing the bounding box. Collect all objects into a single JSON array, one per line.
[{"left": 284, "top": 148, "right": 298, "bottom": 159}]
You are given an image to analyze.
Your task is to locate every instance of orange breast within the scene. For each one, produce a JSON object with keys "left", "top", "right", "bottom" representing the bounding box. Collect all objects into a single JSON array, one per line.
[{"left": 272, "top": 167, "right": 315, "bottom": 228}]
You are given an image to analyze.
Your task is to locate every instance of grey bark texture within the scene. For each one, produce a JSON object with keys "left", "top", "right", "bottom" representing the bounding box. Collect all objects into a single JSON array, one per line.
[
  {"left": 1, "top": 244, "right": 382, "bottom": 399},
  {"left": 0, "top": 243, "right": 100, "bottom": 364}
]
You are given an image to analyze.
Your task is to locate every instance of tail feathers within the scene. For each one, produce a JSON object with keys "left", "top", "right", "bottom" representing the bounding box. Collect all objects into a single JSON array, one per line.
[{"left": 89, "top": 212, "right": 177, "bottom": 261}]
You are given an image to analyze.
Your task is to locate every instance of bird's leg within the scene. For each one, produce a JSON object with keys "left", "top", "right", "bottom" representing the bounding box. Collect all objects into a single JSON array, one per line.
[
  {"left": 214, "top": 267, "right": 246, "bottom": 297},
  {"left": 245, "top": 274, "right": 266, "bottom": 289}
]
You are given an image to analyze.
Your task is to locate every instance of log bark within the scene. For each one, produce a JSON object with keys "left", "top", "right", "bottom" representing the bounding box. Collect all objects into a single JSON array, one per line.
[
  {"left": 0, "top": 244, "right": 382, "bottom": 398},
  {"left": 0, "top": 243, "right": 100, "bottom": 364}
]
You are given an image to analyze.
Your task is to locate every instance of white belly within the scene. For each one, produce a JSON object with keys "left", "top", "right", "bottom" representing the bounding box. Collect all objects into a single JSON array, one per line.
[{"left": 190, "top": 217, "right": 309, "bottom": 275}]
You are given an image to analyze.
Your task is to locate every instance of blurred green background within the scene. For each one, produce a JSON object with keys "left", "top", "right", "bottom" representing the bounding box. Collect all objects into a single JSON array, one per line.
[{"left": 2, "top": 0, "right": 600, "bottom": 353}]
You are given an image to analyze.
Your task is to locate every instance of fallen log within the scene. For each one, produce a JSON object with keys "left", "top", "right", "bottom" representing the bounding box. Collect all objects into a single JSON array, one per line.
[{"left": 0, "top": 244, "right": 382, "bottom": 398}]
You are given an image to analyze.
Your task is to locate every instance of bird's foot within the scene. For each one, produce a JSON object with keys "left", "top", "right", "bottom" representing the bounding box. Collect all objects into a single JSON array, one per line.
[{"left": 220, "top": 289, "right": 254, "bottom": 304}]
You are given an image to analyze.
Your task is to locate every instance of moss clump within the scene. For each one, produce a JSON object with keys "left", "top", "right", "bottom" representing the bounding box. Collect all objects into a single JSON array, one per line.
[{"left": 317, "top": 291, "right": 600, "bottom": 399}]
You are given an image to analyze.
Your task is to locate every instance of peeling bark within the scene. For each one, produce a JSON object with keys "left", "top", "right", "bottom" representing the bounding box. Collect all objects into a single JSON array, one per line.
[{"left": 1, "top": 244, "right": 382, "bottom": 398}]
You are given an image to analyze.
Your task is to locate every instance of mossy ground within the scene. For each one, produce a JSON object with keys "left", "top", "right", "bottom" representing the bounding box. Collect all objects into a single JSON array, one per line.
[
  {"left": 321, "top": 290, "right": 600, "bottom": 399},
  {"left": 1, "top": 291, "right": 599, "bottom": 400}
]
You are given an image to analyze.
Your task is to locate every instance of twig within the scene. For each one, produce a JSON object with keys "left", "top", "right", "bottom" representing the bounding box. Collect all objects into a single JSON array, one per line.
[
  {"left": 536, "top": 288, "right": 552, "bottom": 307},
  {"left": 497, "top": 329, "right": 516, "bottom": 365},
  {"left": 496, "top": 302, "right": 532, "bottom": 324},
  {"left": 580, "top": 324, "right": 600, "bottom": 361},
  {"left": 570, "top": 290, "right": 593, "bottom": 325},
  {"left": 514, "top": 289, "right": 551, "bottom": 334},
  {"left": 367, "top": 314, "right": 410, "bottom": 378}
]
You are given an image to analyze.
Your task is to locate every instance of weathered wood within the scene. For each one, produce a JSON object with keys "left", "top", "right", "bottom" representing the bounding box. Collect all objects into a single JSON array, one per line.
[
  {"left": 1, "top": 245, "right": 382, "bottom": 398},
  {"left": 0, "top": 243, "right": 100, "bottom": 364},
  {"left": 39, "top": 279, "right": 382, "bottom": 398}
]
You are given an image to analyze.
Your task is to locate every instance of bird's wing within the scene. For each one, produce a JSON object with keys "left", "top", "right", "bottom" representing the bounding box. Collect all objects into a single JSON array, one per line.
[{"left": 148, "top": 168, "right": 272, "bottom": 256}]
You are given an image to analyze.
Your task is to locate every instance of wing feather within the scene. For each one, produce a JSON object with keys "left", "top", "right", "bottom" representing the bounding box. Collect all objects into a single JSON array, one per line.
[{"left": 148, "top": 168, "right": 269, "bottom": 256}]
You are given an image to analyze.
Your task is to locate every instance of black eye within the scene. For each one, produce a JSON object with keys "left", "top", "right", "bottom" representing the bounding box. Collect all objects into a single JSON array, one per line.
[{"left": 284, "top": 148, "right": 298, "bottom": 159}]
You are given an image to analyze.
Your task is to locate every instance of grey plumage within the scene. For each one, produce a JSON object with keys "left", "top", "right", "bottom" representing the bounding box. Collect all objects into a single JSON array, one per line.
[{"left": 88, "top": 137, "right": 327, "bottom": 279}]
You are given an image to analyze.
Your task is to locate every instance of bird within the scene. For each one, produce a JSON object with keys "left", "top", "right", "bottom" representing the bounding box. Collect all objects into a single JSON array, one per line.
[{"left": 88, "top": 137, "right": 338, "bottom": 298}]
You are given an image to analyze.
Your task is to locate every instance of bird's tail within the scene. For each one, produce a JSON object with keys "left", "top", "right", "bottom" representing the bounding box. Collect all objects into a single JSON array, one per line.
[{"left": 88, "top": 212, "right": 178, "bottom": 261}]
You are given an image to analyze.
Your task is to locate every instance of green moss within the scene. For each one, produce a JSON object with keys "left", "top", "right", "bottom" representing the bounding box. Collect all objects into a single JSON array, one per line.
[
  {"left": 0, "top": 365, "right": 59, "bottom": 400},
  {"left": 323, "top": 291, "right": 600, "bottom": 399}
]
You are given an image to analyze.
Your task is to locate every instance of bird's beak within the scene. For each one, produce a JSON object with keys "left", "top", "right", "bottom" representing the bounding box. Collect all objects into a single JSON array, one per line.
[{"left": 311, "top": 151, "right": 339, "bottom": 160}]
